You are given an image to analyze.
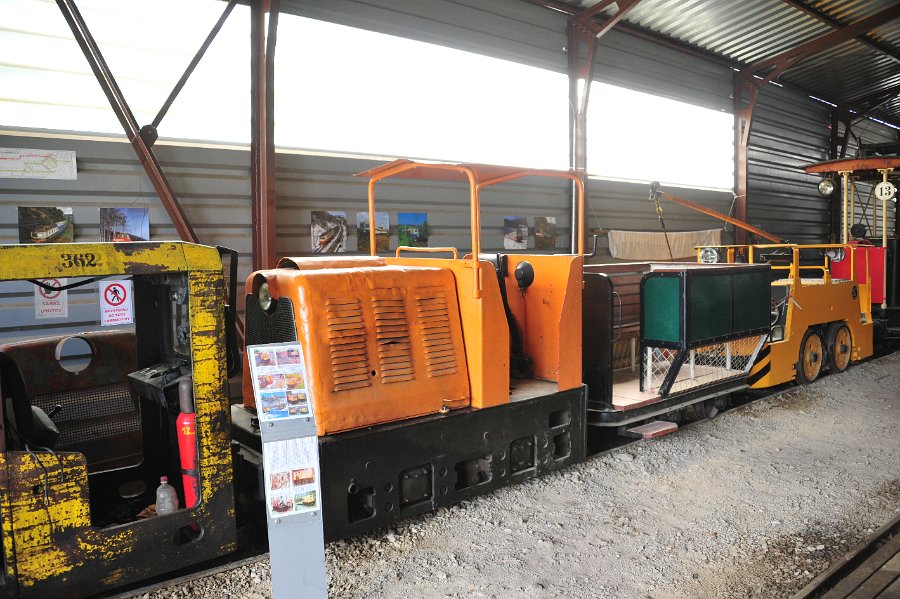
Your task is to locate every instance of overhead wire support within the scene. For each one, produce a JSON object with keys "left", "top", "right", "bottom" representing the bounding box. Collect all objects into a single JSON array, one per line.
[
  {"left": 55, "top": 0, "right": 198, "bottom": 244},
  {"left": 148, "top": 0, "right": 239, "bottom": 139}
]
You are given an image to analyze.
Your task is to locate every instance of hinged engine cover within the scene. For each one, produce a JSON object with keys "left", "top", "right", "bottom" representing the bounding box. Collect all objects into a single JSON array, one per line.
[{"left": 257, "top": 265, "right": 471, "bottom": 435}]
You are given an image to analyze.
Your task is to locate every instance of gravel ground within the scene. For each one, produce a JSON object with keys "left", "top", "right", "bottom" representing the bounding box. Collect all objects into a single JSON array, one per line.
[{"left": 139, "top": 351, "right": 899, "bottom": 599}]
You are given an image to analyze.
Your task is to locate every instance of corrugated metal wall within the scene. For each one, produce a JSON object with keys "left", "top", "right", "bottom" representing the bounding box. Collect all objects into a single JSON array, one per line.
[
  {"left": 287, "top": 0, "right": 733, "bottom": 113},
  {"left": 0, "top": 132, "right": 252, "bottom": 344},
  {"left": 282, "top": 0, "right": 567, "bottom": 73},
  {"left": 0, "top": 131, "right": 577, "bottom": 343},
  {"left": 747, "top": 84, "right": 898, "bottom": 244},
  {"left": 746, "top": 84, "right": 833, "bottom": 243},
  {"left": 4, "top": 0, "right": 874, "bottom": 341},
  {"left": 843, "top": 118, "right": 898, "bottom": 240},
  {"left": 588, "top": 27, "right": 737, "bottom": 260}
]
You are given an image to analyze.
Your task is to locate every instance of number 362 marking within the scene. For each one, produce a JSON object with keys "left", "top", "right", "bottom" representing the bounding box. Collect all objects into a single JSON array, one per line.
[{"left": 60, "top": 253, "right": 98, "bottom": 268}]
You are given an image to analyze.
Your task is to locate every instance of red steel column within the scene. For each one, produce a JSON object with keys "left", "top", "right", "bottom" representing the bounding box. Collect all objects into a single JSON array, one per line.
[
  {"left": 250, "top": 0, "right": 279, "bottom": 271},
  {"left": 733, "top": 74, "right": 756, "bottom": 245}
]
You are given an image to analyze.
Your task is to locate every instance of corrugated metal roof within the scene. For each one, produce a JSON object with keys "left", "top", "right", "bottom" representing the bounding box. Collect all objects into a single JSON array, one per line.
[{"left": 555, "top": 0, "right": 900, "bottom": 126}]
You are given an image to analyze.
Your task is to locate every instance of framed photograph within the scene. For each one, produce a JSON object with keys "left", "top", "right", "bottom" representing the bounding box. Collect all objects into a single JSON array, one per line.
[
  {"left": 357, "top": 211, "right": 390, "bottom": 252},
  {"left": 534, "top": 216, "right": 557, "bottom": 250},
  {"left": 503, "top": 215, "right": 528, "bottom": 250},
  {"left": 100, "top": 207, "right": 149, "bottom": 241},
  {"left": 398, "top": 212, "right": 428, "bottom": 247},
  {"left": 311, "top": 211, "right": 348, "bottom": 253},
  {"left": 18, "top": 207, "right": 74, "bottom": 244}
]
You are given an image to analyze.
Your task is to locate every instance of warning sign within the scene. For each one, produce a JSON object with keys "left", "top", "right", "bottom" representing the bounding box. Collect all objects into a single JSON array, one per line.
[
  {"left": 99, "top": 280, "right": 133, "bottom": 326},
  {"left": 34, "top": 278, "right": 68, "bottom": 319}
]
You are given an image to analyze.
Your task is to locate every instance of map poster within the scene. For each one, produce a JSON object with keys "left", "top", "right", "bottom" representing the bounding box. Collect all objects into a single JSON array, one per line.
[
  {"left": 34, "top": 278, "right": 68, "bottom": 319},
  {"left": 18, "top": 207, "right": 74, "bottom": 244},
  {"left": 311, "top": 211, "right": 348, "bottom": 254},
  {"left": 248, "top": 343, "right": 312, "bottom": 423},
  {"left": 534, "top": 216, "right": 557, "bottom": 250},
  {"left": 0, "top": 148, "right": 77, "bottom": 180},
  {"left": 503, "top": 215, "right": 528, "bottom": 250},
  {"left": 357, "top": 211, "right": 389, "bottom": 253},
  {"left": 398, "top": 212, "right": 428, "bottom": 247},
  {"left": 263, "top": 436, "right": 321, "bottom": 519}
]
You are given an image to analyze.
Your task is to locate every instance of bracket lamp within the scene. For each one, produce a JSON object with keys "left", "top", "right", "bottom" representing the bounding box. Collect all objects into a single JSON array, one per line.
[
  {"left": 817, "top": 177, "right": 835, "bottom": 196},
  {"left": 824, "top": 247, "right": 845, "bottom": 263}
]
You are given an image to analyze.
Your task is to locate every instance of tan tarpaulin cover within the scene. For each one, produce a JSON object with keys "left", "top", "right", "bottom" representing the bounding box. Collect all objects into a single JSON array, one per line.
[{"left": 607, "top": 229, "right": 722, "bottom": 260}]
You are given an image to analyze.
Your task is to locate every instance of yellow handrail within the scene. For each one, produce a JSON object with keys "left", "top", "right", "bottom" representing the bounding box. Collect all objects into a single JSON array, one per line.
[{"left": 361, "top": 161, "right": 586, "bottom": 300}]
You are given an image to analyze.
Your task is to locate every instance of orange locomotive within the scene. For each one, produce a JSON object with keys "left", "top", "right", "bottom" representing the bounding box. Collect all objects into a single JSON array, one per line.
[{"left": 234, "top": 160, "right": 771, "bottom": 540}]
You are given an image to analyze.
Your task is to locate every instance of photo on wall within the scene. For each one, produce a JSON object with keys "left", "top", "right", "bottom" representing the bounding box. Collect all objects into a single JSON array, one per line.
[
  {"left": 398, "top": 212, "right": 428, "bottom": 247},
  {"left": 534, "top": 216, "right": 557, "bottom": 250},
  {"left": 100, "top": 207, "right": 149, "bottom": 242},
  {"left": 17, "top": 206, "right": 74, "bottom": 243},
  {"left": 356, "top": 211, "right": 390, "bottom": 253},
  {"left": 311, "top": 210, "right": 348, "bottom": 253},
  {"left": 503, "top": 215, "right": 528, "bottom": 250}
]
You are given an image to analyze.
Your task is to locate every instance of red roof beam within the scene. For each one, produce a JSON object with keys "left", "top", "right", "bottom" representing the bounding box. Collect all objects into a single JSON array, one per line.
[{"left": 744, "top": 4, "right": 900, "bottom": 84}]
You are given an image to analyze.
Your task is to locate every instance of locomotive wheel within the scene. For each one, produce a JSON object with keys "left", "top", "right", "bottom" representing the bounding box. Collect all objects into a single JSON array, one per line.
[
  {"left": 692, "top": 396, "right": 729, "bottom": 420},
  {"left": 825, "top": 322, "right": 852, "bottom": 373},
  {"left": 659, "top": 408, "right": 685, "bottom": 425},
  {"left": 796, "top": 329, "right": 824, "bottom": 384}
]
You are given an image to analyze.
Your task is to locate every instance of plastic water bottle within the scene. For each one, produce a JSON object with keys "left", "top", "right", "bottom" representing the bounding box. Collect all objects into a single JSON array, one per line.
[{"left": 155, "top": 476, "right": 178, "bottom": 516}]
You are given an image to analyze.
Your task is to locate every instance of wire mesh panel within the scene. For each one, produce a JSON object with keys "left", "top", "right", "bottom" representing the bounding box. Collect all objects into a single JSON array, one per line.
[
  {"left": 641, "top": 335, "right": 765, "bottom": 396},
  {"left": 33, "top": 382, "right": 139, "bottom": 450},
  {"left": 611, "top": 336, "right": 639, "bottom": 372}
]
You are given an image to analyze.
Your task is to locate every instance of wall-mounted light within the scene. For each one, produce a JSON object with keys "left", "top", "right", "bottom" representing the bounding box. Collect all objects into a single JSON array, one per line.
[{"left": 817, "top": 177, "right": 835, "bottom": 196}]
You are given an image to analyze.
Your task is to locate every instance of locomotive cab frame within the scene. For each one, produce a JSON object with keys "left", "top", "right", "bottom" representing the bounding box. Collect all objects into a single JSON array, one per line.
[{"left": 0, "top": 242, "right": 238, "bottom": 599}]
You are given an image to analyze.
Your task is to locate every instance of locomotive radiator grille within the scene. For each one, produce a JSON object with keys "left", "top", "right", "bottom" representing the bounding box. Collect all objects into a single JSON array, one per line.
[
  {"left": 372, "top": 291, "right": 414, "bottom": 384},
  {"left": 415, "top": 288, "right": 458, "bottom": 378},
  {"left": 326, "top": 297, "right": 372, "bottom": 392}
]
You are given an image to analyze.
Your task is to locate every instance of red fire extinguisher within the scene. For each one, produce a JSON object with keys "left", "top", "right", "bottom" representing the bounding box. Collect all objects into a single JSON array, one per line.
[{"left": 177, "top": 377, "right": 200, "bottom": 508}]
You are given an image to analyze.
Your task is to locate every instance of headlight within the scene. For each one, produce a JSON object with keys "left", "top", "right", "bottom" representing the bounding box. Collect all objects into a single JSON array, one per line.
[
  {"left": 817, "top": 178, "right": 835, "bottom": 196},
  {"left": 258, "top": 282, "right": 273, "bottom": 311},
  {"left": 699, "top": 247, "right": 719, "bottom": 264}
]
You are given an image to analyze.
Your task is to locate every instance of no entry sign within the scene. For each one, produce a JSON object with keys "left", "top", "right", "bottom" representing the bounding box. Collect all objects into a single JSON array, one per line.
[
  {"left": 34, "top": 278, "right": 68, "bottom": 319},
  {"left": 99, "top": 280, "right": 134, "bottom": 326}
]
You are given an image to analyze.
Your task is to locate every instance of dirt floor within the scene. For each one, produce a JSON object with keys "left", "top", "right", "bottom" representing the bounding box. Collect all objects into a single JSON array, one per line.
[{"left": 140, "top": 351, "right": 900, "bottom": 599}]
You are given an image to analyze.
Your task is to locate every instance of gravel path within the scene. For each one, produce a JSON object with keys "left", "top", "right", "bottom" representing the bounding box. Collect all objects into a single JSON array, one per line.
[{"left": 139, "top": 352, "right": 899, "bottom": 599}]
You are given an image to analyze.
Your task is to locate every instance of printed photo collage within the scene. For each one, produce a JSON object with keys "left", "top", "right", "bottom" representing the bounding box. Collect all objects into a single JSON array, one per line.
[
  {"left": 264, "top": 436, "right": 321, "bottom": 519},
  {"left": 249, "top": 344, "right": 311, "bottom": 422}
]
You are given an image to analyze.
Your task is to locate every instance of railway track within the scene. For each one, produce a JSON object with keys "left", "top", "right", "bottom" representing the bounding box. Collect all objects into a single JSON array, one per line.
[{"left": 792, "top": 511, "right": 900, "bottom": 599}]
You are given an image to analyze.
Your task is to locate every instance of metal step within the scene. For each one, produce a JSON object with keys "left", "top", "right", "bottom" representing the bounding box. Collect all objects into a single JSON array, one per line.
[{"left": 623, "top": 420, "right": 679, "bottom": 440}]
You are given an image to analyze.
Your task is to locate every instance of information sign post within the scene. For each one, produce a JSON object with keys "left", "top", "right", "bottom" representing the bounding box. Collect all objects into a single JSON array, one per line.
[{"left": 248, "top": 343, "right": 328, "bottom": 599}]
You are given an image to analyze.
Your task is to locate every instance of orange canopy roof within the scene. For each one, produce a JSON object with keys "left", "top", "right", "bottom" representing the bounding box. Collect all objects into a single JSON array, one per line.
[
  {"left": 802, "top": 157, "right": 900, "bottom": 174},
  {"left": 354, "top": 159, "right": 581, "bottom": 187}
]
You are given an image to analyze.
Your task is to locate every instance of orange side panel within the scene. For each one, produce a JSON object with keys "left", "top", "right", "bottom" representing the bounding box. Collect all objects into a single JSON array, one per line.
[
  {"left": 387, "top": 257, "right": 510, "bottom": 409},
  {"left": 504, "top": 255, "right": 583, "bottom": 390},
  {"left": 256, "top": 265, "right": 471, "bottom": 435}
]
